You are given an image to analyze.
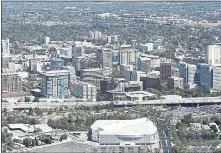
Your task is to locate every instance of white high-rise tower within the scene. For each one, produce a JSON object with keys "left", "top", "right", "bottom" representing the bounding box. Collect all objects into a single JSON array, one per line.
[
  {"left": 1, "top": 39, "right": 10, "bottom": 55},
  {"left": 206, "top": 45, "right": 221, "bottom": 66}
]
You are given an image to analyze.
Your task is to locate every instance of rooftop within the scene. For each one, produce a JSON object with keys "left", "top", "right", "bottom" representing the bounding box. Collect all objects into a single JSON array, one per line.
[
  {"left": 74, "top": 81, "right": 96, "bottom": 87},
  {"left": 91, "top": 118, "right": 157, "bottom": 136},
  {"left": 125, "top": 91, "right": 156, "bottom": 98},
  {"left": 41, "top": 70, "right": 70, "bottom": 76}
]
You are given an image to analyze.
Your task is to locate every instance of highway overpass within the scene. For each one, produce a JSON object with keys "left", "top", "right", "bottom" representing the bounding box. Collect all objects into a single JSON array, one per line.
[{"left": 2, "top": 97, "right": 221, "bottom": 110}]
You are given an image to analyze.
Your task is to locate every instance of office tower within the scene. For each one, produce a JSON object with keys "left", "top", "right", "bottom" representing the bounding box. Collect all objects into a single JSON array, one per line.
[
  {"left": 72, "top": 42, "right": 85, "bottom": 59},
  {"left": 107, "top": 36, "right": 112, "bottom": 44},
  {"left": 125, "top": 70, "right": 147, "bottom": 81},
  {"left": 140, "top": 55, "right": 161, "bottom": 68},
  {"left": 187, "top": 64, "right": 197, "bottom": 83},
  {"left": 67, "top": 66, "right": 76, "bottom": 84},
  {"left": 120, "top": 64, "right": 134, "bottom": 77},
  {"left": 80, "top": 68, "right": 112, "bottom": 88},
  {"left": 102, "top": 48, "right": 113, "bottom": 69},
  {"left": 179, "top": 62, "right": 188, "bottom": 83},
  {"left": 119, "top": 48, "right": 139, "bottom": 65},
  {"left": 179, "top": 62, "right": 197, "bottom": 84},
  {"left": 167, "top": 76, "right": 184, "bottom": 89},
  {"left": 57, "top": 46, "right": 72, "bottom": 59},
  {"left": 94, "top": 31, "right": 102, "bottom": 39},
  {"left": 72, "top": 81, "right": 97, "bottom": 102},
  {"left": 113, "top": 35, "right": 118, "bottom": 43},
  {"left": 44, "top": 37, "right": 50, "bottom": 45},
  {"left": 206, "top": 45, "right": 221, "bottom": 66},
  {"left": 29, "top": 59, "right": 42, "bottom": 72},
  {"left": 100, "top": 77, "right": 113, "bottom": 93},
  {"left": 2, "top": 55, "right": 13, "bottom": 68},
  {"left": 1, "top": 39, "right": 10, "bottom": 55},
  {"left": 41, "top": 70, "right": 69, "bottom": 98},
  {"left": 67, "top": 66, "right": 77, "bottom": 94},
  {"left": 97, "top": 48, "right": 103, "bottom": 68},
  {"left": 97, "top": 48, "right": 113, "bottom": 69},
  {"left": 1, "top": 73, "right": 22, "bottom": 93},
  {"left": 50, "top": 58, "right": 64, "bottom": 70},
  {"left": 146, "top": 43, "right": 154, "bottom": 51},
  {"left": 137, "top": 57, "right": 151, "bottom": 73},
  {"left": 140, "top": 76, "right": 160, "bottom": 90},
  {"left": 197, "top": 63, "right": 213, "bottom": 91},
  {"left": 213, "top": 66, "right": 221, "bottom": 91},
  {"left": 160, "top": 62, "right": 172, "bottom": 81}
]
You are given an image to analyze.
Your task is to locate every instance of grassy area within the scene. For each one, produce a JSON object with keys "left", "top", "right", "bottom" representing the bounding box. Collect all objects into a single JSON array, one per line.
[{"left": 47, "top": 113, "right": 69, "bottom": 120}]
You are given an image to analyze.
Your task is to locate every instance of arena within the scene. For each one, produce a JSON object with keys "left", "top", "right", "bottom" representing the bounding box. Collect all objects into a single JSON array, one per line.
[{"left": 90, "top": 118, "right": 160, "bottom": 152}]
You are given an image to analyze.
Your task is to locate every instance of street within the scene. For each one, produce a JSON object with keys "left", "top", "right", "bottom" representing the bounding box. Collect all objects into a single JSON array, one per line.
[{"left": 157, "top": 118, "right": 174, "bottom": 153}]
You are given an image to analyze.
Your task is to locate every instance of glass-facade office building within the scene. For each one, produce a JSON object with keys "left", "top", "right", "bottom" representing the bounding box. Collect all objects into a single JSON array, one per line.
[{"left": 41, "top": 70, "right": 69, "bottom": 98}]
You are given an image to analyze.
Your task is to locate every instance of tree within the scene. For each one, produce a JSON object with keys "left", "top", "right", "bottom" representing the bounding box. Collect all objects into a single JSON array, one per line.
[
  {"left": 64, "top": 105, "right": 68, "bottom": 110},
  {"left": 24, "top": 97, "right": 31, "bottom": 102},
  {"left": 42, "top": 137, "right": 52, "bottom": 144},
  {"left": 202, "top": 117, "right": 209, "bottom": 125},
  {"left": 29, "top": 118, "right": 38, "bottom": 125},
  {"left": 47, "top": 109, "right": 53, "bottom": 115},
  {"left": 160, "top": 82, "right": 167, "bottom": 91},
  {"left": 33, "top": 97, "right": 39, "bottom": 102},
  {"left": 3, "top": 108, "right": 7, "bottom": 112},
  {"left": 59, "top": 107, "right": 63, "bottom": 112},
  {"left": 34, "top": 107, "right": 43, "bottom": 116},
  {"left": 147, "top": 88, "right": 160, "bottom": 95},
  {"left": 33, "top": 128, "right": 42, "bottom": 133},
  {"left": 174, "top": 145, "right": 185, "bottom": 153},
  {"left": 47, "top": 119, "right": 55, "bottom": 128},
  {"left": 23, "top": 138, "right": 32, "bottom": 148},
  {"left": 32, "top": 139, "right": 36, "bottom": 147},
  {"left": 59, "top": 134, "right": 68, "bottom": 141},
  {"left": 1, "top": 131, "right": 6, "bottom": 143},
  {"left": 210, "top": 125, "right": 218, "bottom": 133},
  {"left": 181, "top": 113, "right": 193, "bottom": 124},
  {"left": 211, "top": 116, "right": 221, "bottom": 125}
]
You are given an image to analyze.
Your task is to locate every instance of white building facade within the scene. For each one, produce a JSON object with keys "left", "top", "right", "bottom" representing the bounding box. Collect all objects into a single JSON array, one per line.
[
  {"left": 213, "top": 66, "right": 221, "bottom": 91},
  {"left": 90, "top": 118, "right": 160, "bottom": 153},
  {"left": 206, "top": 45, "right": 221, "bottom": 66}
]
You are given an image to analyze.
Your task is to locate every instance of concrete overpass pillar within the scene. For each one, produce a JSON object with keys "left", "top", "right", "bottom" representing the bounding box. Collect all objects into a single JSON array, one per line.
[{"left": 197, "top": 103, "right": 199, "bottom": 108}]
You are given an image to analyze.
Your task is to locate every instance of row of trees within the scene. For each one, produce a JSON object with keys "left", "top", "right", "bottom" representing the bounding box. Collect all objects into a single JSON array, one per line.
[{"left": 47, "top": 110, "right": 135, "bottom": 131}]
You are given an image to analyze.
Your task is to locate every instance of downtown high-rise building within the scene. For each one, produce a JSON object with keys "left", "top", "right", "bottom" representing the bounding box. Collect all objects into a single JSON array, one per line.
[
  {"left": 213, "top": 66, "right": 221, "bottom": 91},
  {"left": 97, "top": 48, "right": 113, "bottom": 69},
  {"left": 197, "top": 63, "right": 213, "bottom": 91},
  {"left": 160, "top": 62, "right": 172, "bottom": 81},
  {"left": 72, "top": 42, "right": 85, "bottom": 59},
  {"left": 167, "top": 76, "right": 184, "bottom": 89},
  {"left": 179, "top": 62, "right": 197, "bottom": 84},
  {"left": 119, "top": 48, "right": 139, "bottom": 66},
  {"left": 137, "top": 57, "right": 151, "bottom": 73},
  {"left": 1, "top": 73, "right": 22, "bottom": 93},
  {"left": 41, "top": 70, "right": 70, "bottom": 98},
  {"left": 72, "top": 81, "right": 97, "bottom": 102},
  {"left": 1, "top": 39, "right": 10, "bottom": 55},
  {"left": 206, "top": 45, "right": 221, "bottom": 66}
]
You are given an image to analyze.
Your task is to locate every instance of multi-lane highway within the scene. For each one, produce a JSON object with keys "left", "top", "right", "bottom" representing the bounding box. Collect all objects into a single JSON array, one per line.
[
  {"left": 2, "top": 97, "right": 221, "bottom": 110},
  {"left": 157, "top": 118, "right": 173, "bottom": 153}
]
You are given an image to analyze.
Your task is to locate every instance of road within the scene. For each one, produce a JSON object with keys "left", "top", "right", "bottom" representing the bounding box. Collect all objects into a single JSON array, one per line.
[
  {"left": 157, "top": 118, "right": 173, "bottom": 153},
  {"left": 2, "top": 97, "right": 221, "bottom": 109}
]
